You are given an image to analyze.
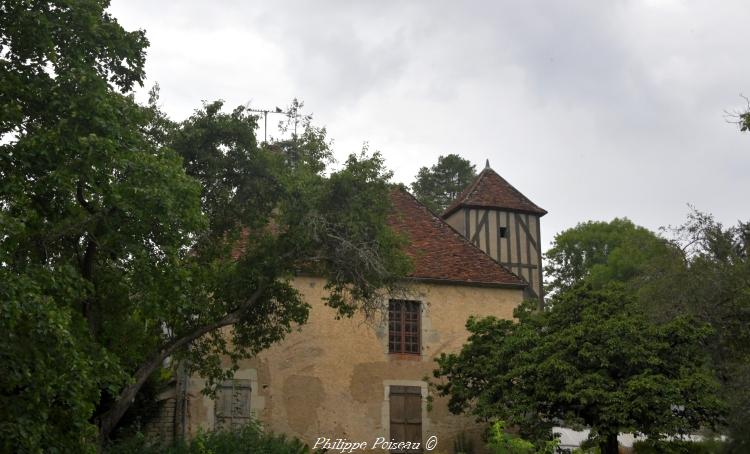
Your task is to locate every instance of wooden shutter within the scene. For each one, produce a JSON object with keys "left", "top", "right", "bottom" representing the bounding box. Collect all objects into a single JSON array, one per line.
[
  {"left": 215, "top": 379, "right": 252, "bottom": 430},
  {"left": 389, "top": 386, "right": 422, "bottom": 452}
]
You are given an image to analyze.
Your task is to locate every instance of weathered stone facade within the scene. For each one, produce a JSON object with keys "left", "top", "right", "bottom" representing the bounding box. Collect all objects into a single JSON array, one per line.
[{"left": 183, "top": 277, "right": 523, "bottom": 452}]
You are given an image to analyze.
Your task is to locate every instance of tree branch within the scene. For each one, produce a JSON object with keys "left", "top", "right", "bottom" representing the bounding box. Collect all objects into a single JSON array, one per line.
[
  {"left": 97, "top": 281, "right": 268, "bottom": 443},
  {"left": 80, "top": 234, "right": 98, "bottom": 334},
  {"left": 76, "top": 181, "right": 96, "bottom": 214}
]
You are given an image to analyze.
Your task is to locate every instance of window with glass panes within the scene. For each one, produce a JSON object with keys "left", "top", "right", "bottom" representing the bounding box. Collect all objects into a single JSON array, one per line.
[{"left": 388, "top": 300, "right": 420, "bottom": 354}]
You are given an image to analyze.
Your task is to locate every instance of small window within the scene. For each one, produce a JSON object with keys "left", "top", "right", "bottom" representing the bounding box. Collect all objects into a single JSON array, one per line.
[
  {"left": 499, "top": 227, "right": 508, "bottom": 238},
  {"left": 215, "top": 379, "right": 252, "bottom": 430},
  {"left": 389, "top": 300, "right": 421, "bottom": 355}
]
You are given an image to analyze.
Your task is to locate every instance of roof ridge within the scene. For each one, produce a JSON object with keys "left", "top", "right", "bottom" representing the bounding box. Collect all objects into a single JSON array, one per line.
[
  {"left": 394, "top": 188, "right": 525, "bottom": 286},
  {"left": 442, "top": 166, "right": 546, "bottom": 217},
  {"left": 483, "top": 168, "right": 545, "bottom": 213}
]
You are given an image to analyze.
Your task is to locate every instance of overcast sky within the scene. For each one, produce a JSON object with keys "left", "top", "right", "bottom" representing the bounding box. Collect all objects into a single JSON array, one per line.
[{"left": 109, "top": 0, "right": 750, "bottom": 251}]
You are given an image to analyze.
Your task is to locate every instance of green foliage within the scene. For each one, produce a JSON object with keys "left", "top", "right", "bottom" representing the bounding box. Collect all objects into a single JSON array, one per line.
[
  {"left": 1, "top": 1, "right": 410, "bottom": 450},
  {"left": 107, "top": 422, "right": 312, "bottom": 454},
  {"left": 411, "top": 154, "right": 476, "bottom": 213},
  {"left": 544, "top": 218, "right": 680, "bottom": 296},
  {"left": 486, "top": 421, "right": 558, "bottom": 454},
  {"left": 739, "top": 106, "right": 750, "bottom": 133},
  {"left": 0, "top": 269, "right": 111, "bottom": 453},
  {"left": 643, "top": 212, "right": 750, "bottom": 452},
  {"left": 434, "top": 284, "right": 725, "bottom": 454},
  {"left": 1, "top": 0, "right": 158, "bottom": 449},
  {"left": 542, "top": 212, "right": 750, "bottom": 450},
  {"left": 162, "top": 102, "right": 411, "bottom": 391},
  {"left": 633, "top": 438, "right": 727, "bottom": 454}
]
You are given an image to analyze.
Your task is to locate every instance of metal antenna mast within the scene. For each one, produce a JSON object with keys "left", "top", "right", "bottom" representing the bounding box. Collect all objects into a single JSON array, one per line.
[{"left": 247, "top": 107, "right": 287, "bottom": 143}]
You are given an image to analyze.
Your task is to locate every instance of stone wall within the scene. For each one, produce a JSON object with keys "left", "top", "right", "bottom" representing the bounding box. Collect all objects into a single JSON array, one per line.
[
  {"left": 144, "top": 396, "right": 176, "bottom": 445},
  {"left": 185, "top": 277, "right": 523, "bottom": 453}
]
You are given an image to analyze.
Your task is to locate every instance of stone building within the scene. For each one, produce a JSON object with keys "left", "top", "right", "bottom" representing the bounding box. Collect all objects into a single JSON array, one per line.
[{"left": 152, "top": 165, "right": 546, "bottom": 452}]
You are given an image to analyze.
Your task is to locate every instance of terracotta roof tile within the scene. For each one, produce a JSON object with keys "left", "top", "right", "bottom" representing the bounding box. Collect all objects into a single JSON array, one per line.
[
  {"left": 388, "top": 188, "right": 526, "bottom": 287},
  {"left": 443, "top": 167, "right": 547, "bottom": 217}
]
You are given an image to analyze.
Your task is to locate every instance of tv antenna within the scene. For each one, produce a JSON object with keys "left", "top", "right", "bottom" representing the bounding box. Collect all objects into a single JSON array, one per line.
[{"left": 247, "top": 107, "right": 290, "bottom": 143}]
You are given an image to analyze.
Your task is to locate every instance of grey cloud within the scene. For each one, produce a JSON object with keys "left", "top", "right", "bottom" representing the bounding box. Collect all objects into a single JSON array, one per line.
[{"left": 108, "top": 0, "right": 750, "bottom": 249}]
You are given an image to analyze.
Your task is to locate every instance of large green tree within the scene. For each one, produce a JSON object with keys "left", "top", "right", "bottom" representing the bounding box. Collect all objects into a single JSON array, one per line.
[
  {"left": 543, "top": 218, "right": 681, "bottom": 296},
  {"left": 644, "top": 212, "right": 750, "bottom": 451},
  {"left": 2, "top": 1, "right": 167, "bottom": 449},
  {"left": 411, "top": 154, "right": 476, "bottom": 213},
  {"left": 434, "top": 284, "right": 725, "bottom": 454},
  {"left": 95, "top": 100, "right": 410, "bottom": 442},
  {"left": 543, "top": 214, "right": 749, "bottom": 450},
  {"left": 1, "top": 1, "right": 410, "bottom": 451}
]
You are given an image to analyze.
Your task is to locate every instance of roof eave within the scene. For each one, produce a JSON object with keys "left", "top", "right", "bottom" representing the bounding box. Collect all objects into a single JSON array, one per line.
[
  {"left": 404, "top": 276, "right": 527, "bottom": 290},
  {"left": 442, "top": 203, "right": 547, "bottom": 218}
]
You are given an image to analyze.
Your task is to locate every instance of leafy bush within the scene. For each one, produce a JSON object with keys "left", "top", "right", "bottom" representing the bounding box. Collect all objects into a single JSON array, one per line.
[
  {"left": 633, "top": 439, "right": 727, "bottom": 454},
  {"left": 106, "top": 422, "right": 312, "bottom": 454},
  {"left": 486, "top": 421, "right": 558, "bottom": 454}
]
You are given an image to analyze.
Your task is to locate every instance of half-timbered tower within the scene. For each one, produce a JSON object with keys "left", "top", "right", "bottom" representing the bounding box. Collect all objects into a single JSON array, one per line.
[{"left": 442, "top": 162, "right": 547, "bottom": 301}]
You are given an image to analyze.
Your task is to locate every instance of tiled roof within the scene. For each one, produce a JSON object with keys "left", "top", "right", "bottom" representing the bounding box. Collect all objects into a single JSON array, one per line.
[
  {"left": 442, "top": 167, "right": 547, "bottom": 217},
  {"left": 388, "top": 188, "right": 526, "bottom": 287}
]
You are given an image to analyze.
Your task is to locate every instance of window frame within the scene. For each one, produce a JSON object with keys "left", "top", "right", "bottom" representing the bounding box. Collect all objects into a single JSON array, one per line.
[{"left": 388, "top": 300, "right": 421, "bottom": 356}]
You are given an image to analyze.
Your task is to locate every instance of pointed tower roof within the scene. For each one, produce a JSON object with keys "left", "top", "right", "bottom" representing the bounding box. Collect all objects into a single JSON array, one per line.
[
  {"left": 388, "top": 188, "right": 526, "bottom": 288},
  {"left": 442, "top": 166, "right": 547, "bottom": 218}
]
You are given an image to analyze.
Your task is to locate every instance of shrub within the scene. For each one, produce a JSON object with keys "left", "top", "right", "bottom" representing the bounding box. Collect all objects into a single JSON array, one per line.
[
  {"left": 486, "top": 421, "right": 558, "bottom": 454},
  {"left": 106, "top": 421, "right": 311, "bottom": 454},
  {"left": 633, "top": 439, "right": 727, "bottom": 454}
]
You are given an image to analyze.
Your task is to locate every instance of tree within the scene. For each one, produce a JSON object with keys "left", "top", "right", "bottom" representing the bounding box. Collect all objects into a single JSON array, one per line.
[
  {"left": 96, "top": 102, "right": 410, "bottom": 444},
  {"left": 736, "top": 95, "right": 750, "bottom": 133},
  {"left": 644, "top": 212, "right": 750, "bottom": 451},
  {"left": 1, "top": 2, "right": 410, "bottom": 451},
  {"left": 545, "top": 212, "right": 750, "bottom": 449},
  {"left": 544, "top": 218, "right": 681, "bottom": 296},
  {"left": 2, "top": 1, "right": 163, "bottom": 450},
  {"left": 411, "top": 154, "right": 476, "bottom": 213},
  {"left": 433, "top": 284, "right": 725, "bottom": 454}
]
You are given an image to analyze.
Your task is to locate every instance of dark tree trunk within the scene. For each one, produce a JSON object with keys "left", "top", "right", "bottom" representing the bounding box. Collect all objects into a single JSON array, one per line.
[{"left": 600, "top": 433, "right": 619, "bottom": 454}]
